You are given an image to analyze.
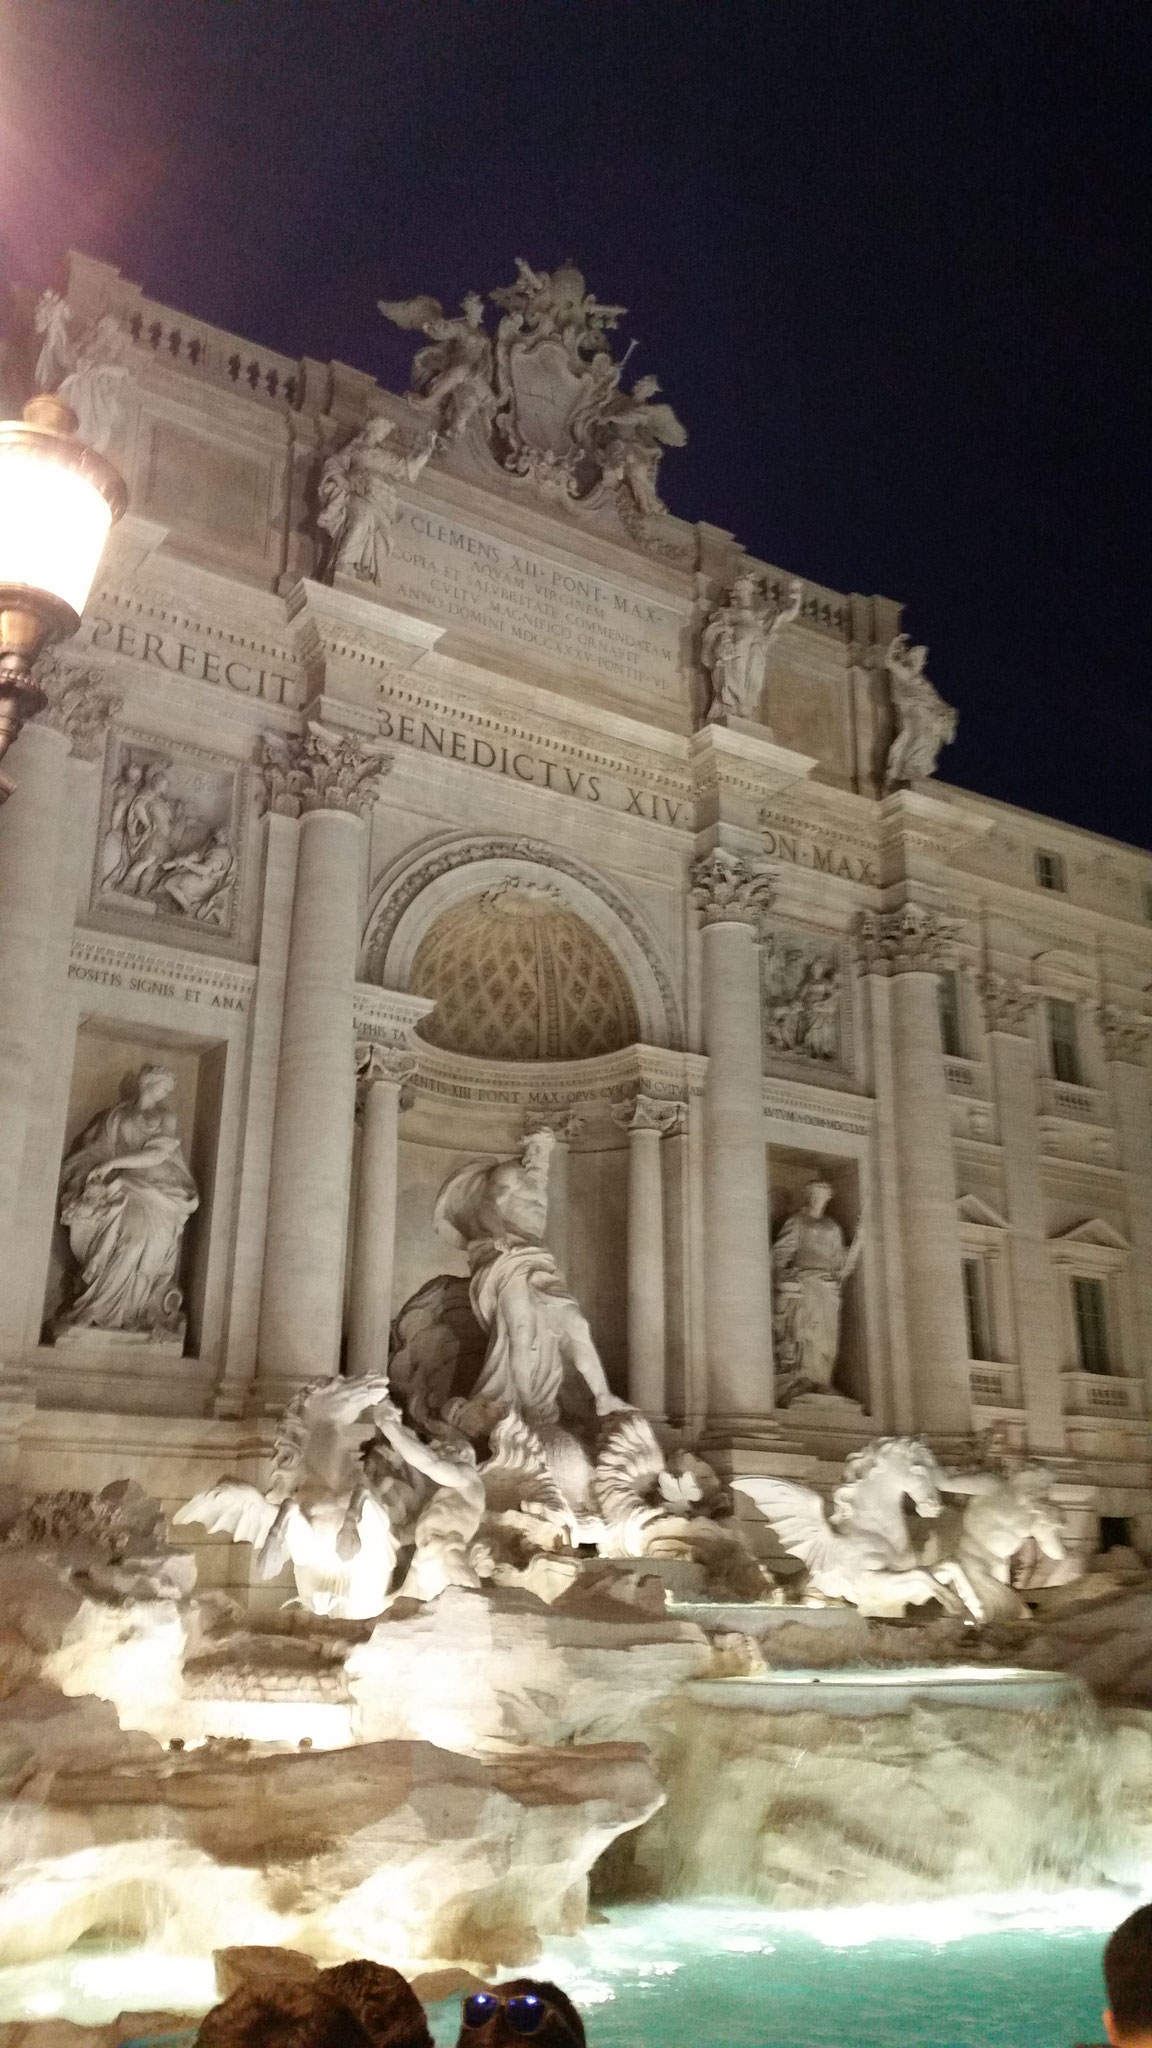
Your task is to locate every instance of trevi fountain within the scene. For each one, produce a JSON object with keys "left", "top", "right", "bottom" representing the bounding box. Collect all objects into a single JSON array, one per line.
[{"left": 0, "top": 254, "right": 1149, "bottom": 2043}]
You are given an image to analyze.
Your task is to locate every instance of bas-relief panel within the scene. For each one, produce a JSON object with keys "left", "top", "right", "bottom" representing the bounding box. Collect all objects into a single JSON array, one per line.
[
  {"left": 761, "top": 922, "right": 849, "bottom": 1076},
  {"left": 769, "top": 664, "right": 852, "bottom": 782},
  {"left": 93, "top": 732, "right": 244, "bottom": 940}
]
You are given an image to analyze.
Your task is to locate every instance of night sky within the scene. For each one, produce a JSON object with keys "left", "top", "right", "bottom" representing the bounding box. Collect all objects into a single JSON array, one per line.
[{"left": 1, "top": 1, "right": 1148, "bottom": 848}]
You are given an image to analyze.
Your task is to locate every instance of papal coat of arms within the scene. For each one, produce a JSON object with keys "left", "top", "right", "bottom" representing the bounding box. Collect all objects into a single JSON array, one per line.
[{"left": 379, "top": 259, "right": 687, "bottom": 552}]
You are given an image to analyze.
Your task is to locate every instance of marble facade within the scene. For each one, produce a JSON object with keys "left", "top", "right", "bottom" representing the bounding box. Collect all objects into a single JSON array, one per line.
[{"left": 0, "top": 249, "right": 1150, "bottom": 1598}]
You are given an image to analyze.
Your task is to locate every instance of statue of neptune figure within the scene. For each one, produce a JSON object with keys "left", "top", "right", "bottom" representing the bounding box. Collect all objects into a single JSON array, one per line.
[{"left": 433, "top": 1128, "right": 629, "bottom": 1430}]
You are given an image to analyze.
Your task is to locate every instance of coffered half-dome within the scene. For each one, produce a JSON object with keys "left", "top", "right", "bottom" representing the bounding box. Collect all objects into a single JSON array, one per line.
[{"left": 410, "top": 879, "right": 639, "bottom": 1061}]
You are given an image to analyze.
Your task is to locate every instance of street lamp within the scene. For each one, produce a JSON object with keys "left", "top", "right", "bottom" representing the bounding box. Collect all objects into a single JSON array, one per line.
[{"left": 0, "top": 392, "right": 127, "bottom": 799}]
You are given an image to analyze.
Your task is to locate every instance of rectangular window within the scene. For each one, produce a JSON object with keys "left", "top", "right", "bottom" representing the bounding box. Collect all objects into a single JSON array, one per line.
[
  {"left": 1048, "top": 998, "right": 1082, "bottom": 1085},
  {"left": 1035, "top": 849, "right": 1067, "bottom": 893},
  {"left": 937, "top": 970, "right": 964, "bottom": 1058},
  {"left": 1072, "top": 1275, "right": 1111, "bottom": 1375},
  {"left": 962, "top": 1258, "right": 991, "bottom": 1361}
]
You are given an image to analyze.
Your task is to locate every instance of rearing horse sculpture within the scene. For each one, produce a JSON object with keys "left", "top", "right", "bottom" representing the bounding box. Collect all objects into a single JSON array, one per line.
[{"left": 733, "top": 1437, "right": 985, "bottom": 1619}]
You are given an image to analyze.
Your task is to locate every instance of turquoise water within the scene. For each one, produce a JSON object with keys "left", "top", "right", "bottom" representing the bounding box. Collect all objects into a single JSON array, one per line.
[{"left": 425, "top": 1900, "right": 1123, "bottom": 2048}]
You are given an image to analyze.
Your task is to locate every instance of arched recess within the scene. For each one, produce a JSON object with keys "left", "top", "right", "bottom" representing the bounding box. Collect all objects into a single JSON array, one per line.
[{"left": 360, "top": 833, "right": 682, "bottom": 1050}]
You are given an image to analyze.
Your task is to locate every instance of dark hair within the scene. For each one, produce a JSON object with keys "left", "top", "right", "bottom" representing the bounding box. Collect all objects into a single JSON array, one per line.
[
  {"left": 196, "top": 1983, "right": 376, "bottom": 2048},
  {"left": 456, "top": 1978, "right": 586, "bottom": 2048},
  {"left": 1105, "top": 1903, "right": 1152, "bottom": 2032},
  {"left": 319, "top": 1961, "right": 434, "bottom": 2048}
]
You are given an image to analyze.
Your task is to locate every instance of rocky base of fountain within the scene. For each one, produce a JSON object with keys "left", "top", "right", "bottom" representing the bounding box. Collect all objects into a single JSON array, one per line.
[{"left": 1, "top": 1480, "right": 1151, "bottom": 2031}]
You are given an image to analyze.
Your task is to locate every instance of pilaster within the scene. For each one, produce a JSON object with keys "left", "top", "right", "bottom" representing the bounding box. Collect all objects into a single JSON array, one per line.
[
  {"left": 347, "top": 1043, "right": 417, "bottom": 1378},
  {"left": 611, "top": 1093, "right": 685, "bottom": 1418}
]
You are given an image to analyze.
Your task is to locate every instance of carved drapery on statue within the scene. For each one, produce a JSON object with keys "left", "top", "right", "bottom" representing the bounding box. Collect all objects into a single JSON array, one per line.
[
  {"left": 379, "top": 259, "right": 687, "bottom": 552},
  {"left": 700, "top": 574, "right": 802, "bottom": 726},
  {"left": 34, "top": 290, "right": 134, "bottom": 454},
  {"left": 770, "top": 1180, "right": 863, "bottom": 1406},
  {"left": 883, "top": 635, "right": 957, "bottom": 788},
  {"left": 316, "top": 415, "right": 437, "bottom": 586},
  {"left": 55, "top": 1065, "right": 198, "bottom": 1342}
]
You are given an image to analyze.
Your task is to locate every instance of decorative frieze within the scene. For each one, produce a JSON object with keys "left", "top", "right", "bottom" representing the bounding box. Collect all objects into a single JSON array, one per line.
[
  {"left": 1096, "top": 1003, "right": 1152, "bottom": 1066},
  {"left": 255, "top": 722, "right": 391, "bottom": 819},
  {"left": 67, "top": 931, "right": 254, "bottom": 1014},
  {"left": 34, "top": 656, "right": 122, "bottom": 761},
  {"left": 689, "top": 847, "right": 775, "bottom": 927},
  {"left": 977, "top": 972, "right": 1036, "bottom": 1037},
  {"left": 853, "top": 902, "right": 959, "bottom": 974}
]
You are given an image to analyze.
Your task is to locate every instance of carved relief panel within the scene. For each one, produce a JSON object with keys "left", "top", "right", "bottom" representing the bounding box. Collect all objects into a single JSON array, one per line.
[
  {"left": 93, "top": 732, "right": 244, "bottom": 939},
  {"left": 761, "top": 922, "right": 850, "bottom": 1075}
]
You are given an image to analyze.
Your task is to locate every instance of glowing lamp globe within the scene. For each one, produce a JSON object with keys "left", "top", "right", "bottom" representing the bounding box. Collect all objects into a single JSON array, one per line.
[{"left": 0, "top": 393, "right": 127, "bottom": 793}]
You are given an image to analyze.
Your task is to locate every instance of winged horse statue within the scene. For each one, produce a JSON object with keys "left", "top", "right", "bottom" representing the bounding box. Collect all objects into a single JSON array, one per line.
[{"left": 733, "top": 1437, "right": 985, "bottom": 1620}]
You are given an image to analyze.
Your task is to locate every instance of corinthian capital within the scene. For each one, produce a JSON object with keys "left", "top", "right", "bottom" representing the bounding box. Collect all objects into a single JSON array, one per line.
[
  {"left": 611, "top": 1093, "right": 686, "bottom": 1136},
  {"left": 256, "top": 720, "right": 391, "bottom": 819},
  {"left": 689, "top": 847, "right": 775, "bottom": 926},
  {"left": 33, "top": 655, "right": 122, "bottom": 761},
  {"left": 978, "top": 972, "right": 1036, "bottom": 1037},
  {"left": 355, "top": 1039, "right": 418, "bottom": 1108},
  {"left": 1097, "top": 1003, "right": 1152, "bottom": 1066},
  {"left": 853, "top": 902, "right": 959, "bottom": 974}
]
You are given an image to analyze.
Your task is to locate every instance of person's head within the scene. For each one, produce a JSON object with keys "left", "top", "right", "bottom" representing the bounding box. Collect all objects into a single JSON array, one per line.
[
  {"left": 455, "top": 1978, "right": 585, "bottom": 2048},
  {"left": 1104, "top": 1904, "right": 1152, "bottom": 2045},
  {"left": 319, "top": 1960, "right": 433, "bottom": 2048},
  {"left": 196, "top": 1982, "right": 376, "bottom": 2048},
  {"left": 803, "top": 1178, "right": 834, "bottom": 1217}
]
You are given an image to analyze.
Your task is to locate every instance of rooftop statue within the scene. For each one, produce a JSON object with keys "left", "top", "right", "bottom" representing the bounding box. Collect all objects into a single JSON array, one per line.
[
  {"left": 317, "top": 414, "right": 437, "bottom": 586},
  {"left": 380, "top": 259, "right": 687, "bottom": 546},
  {"left": 34, "top": 289, "right": 133, "bottom": 454},
  {"left": 701, "top": 573, "right": 803, "bottom": 724},
  {"left": 883, "top": 633, "right": 958, "bottom": 788}
]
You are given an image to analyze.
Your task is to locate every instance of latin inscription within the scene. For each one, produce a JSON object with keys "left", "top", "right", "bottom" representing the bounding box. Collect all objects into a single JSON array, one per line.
[
  {"left": 381, "top": 505, "right": 685, "bottom": 695},
  {"left": 762, "top": 824, "right": 878, "bottom": 888},
  {"left": 377, "top": 700, "right": 687, "bottom": 826},
  {"left": 84, "top": 614, "right": 304, "bottom": 707},
  {"left": 68, "top": 940, "right": 252, "bottom": 1014}
]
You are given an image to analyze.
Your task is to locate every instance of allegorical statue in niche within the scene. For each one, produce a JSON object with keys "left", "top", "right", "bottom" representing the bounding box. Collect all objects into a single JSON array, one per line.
[
  {"left": 317, "top": 415, "right": 437, "bottom": 585},
  {"left": 433, "top": 1128, "right": 630, "bottom": 1433},
  {"left": 377, "top": 291, "right": 496, "bottom": 442},
  {"left": 883, "top": 633, "right": 958, "bottom": 788},
  {"left": 771, "top": 1179, "right": 864, "bottom": 1404},
  {"left": 56, "top": 1065, "right": 198, "bottom": 1341},
  {"left": 701, "top": 573, "right": 803, "bottom": 724}
]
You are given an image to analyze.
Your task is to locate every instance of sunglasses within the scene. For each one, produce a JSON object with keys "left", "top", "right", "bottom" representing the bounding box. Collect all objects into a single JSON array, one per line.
[{"left": 461, "top": 1990, "right": 554, "bottom": 2034}]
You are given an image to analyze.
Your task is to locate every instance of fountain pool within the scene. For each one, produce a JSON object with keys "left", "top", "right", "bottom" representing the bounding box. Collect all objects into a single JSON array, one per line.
[{"left": 0, "top": 1893, "right": 1138, "bottom": 2047}]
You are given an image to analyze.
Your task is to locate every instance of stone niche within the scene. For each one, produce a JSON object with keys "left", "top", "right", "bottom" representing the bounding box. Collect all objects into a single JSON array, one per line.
[
  {"left": 769, "top": 1146, "right": 868, "bottom": 1408},
  {"left": 41, "top": 1019, "right": 226, "bottom": 1410}
]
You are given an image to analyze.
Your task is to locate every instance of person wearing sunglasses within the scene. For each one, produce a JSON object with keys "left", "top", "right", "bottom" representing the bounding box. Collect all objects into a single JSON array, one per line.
[{"left": 456, "top": 1977, "right": 586, "bottom": 2046}]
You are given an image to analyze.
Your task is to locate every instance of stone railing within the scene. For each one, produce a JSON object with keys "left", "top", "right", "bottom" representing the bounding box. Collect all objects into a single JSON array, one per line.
[
  {"left": 1061, "top": 1373, "right": 1145, "bottom": 1420},
  {"left": 127, "top": 301, "right": 303, "bottom": 407},
  {"left": 968, "top": 1362, "right": 1023, "bottom": 1410},
  {"left": 1038, "top": 1079, "right": 1107, "bottom": 1124},
  {"left": 944, "top": 1057, "right": 986, "bottom": 1097}
]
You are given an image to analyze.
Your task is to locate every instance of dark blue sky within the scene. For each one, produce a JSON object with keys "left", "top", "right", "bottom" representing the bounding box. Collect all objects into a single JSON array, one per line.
[{"left": 1, "top": 0, "right": 1148, "bottom": 846}]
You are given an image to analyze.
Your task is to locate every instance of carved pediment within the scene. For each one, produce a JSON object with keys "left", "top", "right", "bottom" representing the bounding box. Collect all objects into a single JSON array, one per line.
[
  {"left": 958, "top": 1195, "right": 1009, "bottom": 1231},
  {"left": 1051, "top": 1218, "right": 1130, "bottom": 1252}
]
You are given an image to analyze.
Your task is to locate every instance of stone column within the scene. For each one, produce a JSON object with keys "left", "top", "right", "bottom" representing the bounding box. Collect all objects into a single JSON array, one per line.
[
  {"left": 981, "top": 973, "right": 1066, "bottom": 1454},
  {"left": 690, "top": 849, "right": 777, "bottom": 1437},
  {"left": 347, "top": 1043, "right": 417, "bottom": 1378},
  {"left": 0, "top": 722, "right": 72, "bottom": 1364},
  {"left": 611, "top": 1094, "right": 685, "bottom": 1418},
  {"left": 1099, "top": 1005, "right": 1152, "bottom": 1417},
  {"left": 256, "top": 726, "right": 391, "bottom": 1395},
  {"left": 856, "top": 904, "right": 971, "bottom": 1437}
]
